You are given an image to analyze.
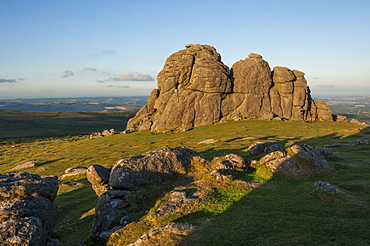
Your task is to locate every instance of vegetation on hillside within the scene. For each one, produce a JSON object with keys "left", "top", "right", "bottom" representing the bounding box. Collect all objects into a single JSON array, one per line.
[
  {"left": 0, "top": 110, "right": 136, "bottom": 142},
  {"left": 0, "top": 120, "right": 369, "bottom": 245},
  {"left": 0, "top": 96, "right": 148, "bottom": 112}
]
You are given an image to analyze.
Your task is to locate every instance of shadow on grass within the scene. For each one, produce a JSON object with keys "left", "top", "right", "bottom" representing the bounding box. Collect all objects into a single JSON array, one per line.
[
  {"left": 54, "top": 178, "right": 98, "bottom": 245},
  {"left": 38, "top": 158, "right": 65, "bottom": 166},
  {"left": 176, "top": 126, "right": 370, "bottom": 246}
]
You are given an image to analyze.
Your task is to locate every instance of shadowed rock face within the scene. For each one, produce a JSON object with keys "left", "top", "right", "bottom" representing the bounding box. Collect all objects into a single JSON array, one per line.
[
  {"left": 127, "top": 44, "right": 333, "bottom": 132},
  {"left": 0, "top": 171, "right": 58, "bottom": 246}
]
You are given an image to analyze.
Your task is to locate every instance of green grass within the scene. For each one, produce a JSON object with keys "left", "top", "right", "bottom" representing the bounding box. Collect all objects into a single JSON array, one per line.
[
  {"left": 0, "top": 110, "right": 136, "bottom": 142},
  {"left": 1, "top": 120, "right": 369, "bottom": 245}
]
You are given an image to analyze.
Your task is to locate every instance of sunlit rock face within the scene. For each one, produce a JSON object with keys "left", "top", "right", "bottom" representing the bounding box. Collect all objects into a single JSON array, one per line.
[{"left": 127, "top": 44, "right": 333, "bottom": 132}]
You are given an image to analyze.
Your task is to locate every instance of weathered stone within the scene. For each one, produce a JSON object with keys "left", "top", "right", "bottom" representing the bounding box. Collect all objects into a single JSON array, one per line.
[
  {"left": 211, "top": 153, "right": 251, "bottom": 169},
  {"left": 97, "top": 226, "right": 124, "bottom": 242},
  {"left": 109, "top": 147, "right": 202, "bottom": 189},
  {"left": 259, "top": 151, "right": 297, "bottom": 172},
  {"left": 248, "top": 142, "right": 285, "bottom": 155},
  {"left": 0, "top": 217, "right": 43, "bottom": 246},
  {"left": 156, "top": 189, "right": 196, "bottom": 217},
  {"left": 333, "top": 114, "right": 348, "bottom": 123},
  {"left": 314, "top": 181, "right": 339, "bottom": 193},
  {"left": 350, "top": 118, "right": 366, "bottom": 125},
  {"left": 313, "top": 100, "right": 333, "bottom": 121},
  {"left": 90, "top": 192, "right": 126, "bottom": 241},
  {"left": 290, "top": 144, "right": 332, "bottom": 168},
  {"left": 0, "top": 171, "right": 58, "bottom": 246},
  {"left": 0, "top": 171, "right": 58, "bottom": 201},
  {"left": 197, "top": 139, "right": 219, "bottom": 145},
  {"left": 86, "top": 165, "right": 111, "bottom": 197},
  {"left": 126, "top": 44, "right": 334, "bottom": 133},
  {"left": 210, "top": 170, "right": 228, "bottom": 180},
  {"left": 0, "top": 197, "right": 58, "bottom": 244},
  {"left": 13, "top": 160, "right": 37, "bottom": 170},
  {"left": 60, "top": 166, "right": 87, "bottom": 179}
]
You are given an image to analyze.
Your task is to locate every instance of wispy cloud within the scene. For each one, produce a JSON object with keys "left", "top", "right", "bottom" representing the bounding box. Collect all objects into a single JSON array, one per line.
[
  {"left": 61, "top": 70, "right": 74, "bottom": 78},
  {"left": 97, "top": 72, "right": 154, "bottom": 83},
  {"left": 83, "top": 67, "right": 97, "bottom": 72},
  {"left": 0, "top": 79, "right": 17, "bottom": 83},
  {"left": 102, "top": 50, "right": 117, "bottom": 56},
  {"left": 111, "top": 72, "right": 154, "bottom": 81},
  {"left": 317, "top": 84, "right": 335, "bottom": 88},
  {"left": 0, "top": 78, "right": 25, "bottom": 83},
  {"left": 106, "top": 85, "right": 130, "bottom": 89}
]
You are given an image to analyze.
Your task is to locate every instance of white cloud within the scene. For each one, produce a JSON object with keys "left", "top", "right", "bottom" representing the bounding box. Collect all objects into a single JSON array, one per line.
[{"left": 111, "top": 72, "right": 154, "bottom": 81}]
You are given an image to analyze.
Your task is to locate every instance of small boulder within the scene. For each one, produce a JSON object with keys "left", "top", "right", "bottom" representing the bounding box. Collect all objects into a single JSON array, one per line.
[
  {"left": 350, "top": 118, "right": 367, "bottom": 125},
  {"left": 211, "top": 153, "right": 251, "bottom": 169},
  {"left": 290, "top": 144, "right": 332, "bottom": 168},
  {"left": 13, "top": 160, "right": 37, "bottom": 170},
  {"left": 248, "top": 142, "right": 285, "bottom": 155},
  {"left": 333, "top": 114, "right": 348, "bottom": 123},
  {"left": 156, "top": 189, "right": 197, "bottom": 217},
  {"left": 197, "top": 139, "right": 220, "bottom": 144},
  {"left": 314, "top": 181, "right": 339, "bottom": 193},
  {"left": 259, "top": 151, "right": 297, "bottom": 172},
  {"left": 86, "top": 165, "right": 111, "bottom": 197},
  {"left": 210, "top": 170, "right": 228, "bottom": 180},
  {"left": 60, "top": 166, "right": 87, "bottom": 179}
]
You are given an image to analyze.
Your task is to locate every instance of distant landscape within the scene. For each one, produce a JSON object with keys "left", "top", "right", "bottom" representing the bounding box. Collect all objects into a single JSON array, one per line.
[
  {"left": 0, "top": 96, "right": 148, "bottom": 112},
  {"left": 1, "top": 95, "right": 369, "bottom": 143},
  {"left": 320, "top": 96, "right": 370, "bottom": 123}
]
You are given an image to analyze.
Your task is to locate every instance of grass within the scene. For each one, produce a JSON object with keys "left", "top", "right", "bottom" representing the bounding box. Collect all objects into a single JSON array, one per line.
[
  {"left": 0, "top": 110, "right": 136, "bottom": 142},
  {"left": 0, "top": 120, "right": 369, "bottom": 245}
]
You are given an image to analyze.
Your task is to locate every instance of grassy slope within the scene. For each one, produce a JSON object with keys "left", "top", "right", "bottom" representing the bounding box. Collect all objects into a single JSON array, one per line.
[
  {"left": 0, "top": 110, "right": 136, "bottom": 142},
  {"left": 0, "top": 120, "right": 369, "bottom": 245}
]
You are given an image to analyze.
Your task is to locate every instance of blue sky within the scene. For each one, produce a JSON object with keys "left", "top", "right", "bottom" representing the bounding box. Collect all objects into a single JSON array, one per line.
[{"left": 1, "top": 0, "right": 369, "bottom": 98}]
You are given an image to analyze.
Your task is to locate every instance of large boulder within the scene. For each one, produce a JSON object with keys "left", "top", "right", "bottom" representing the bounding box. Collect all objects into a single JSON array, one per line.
[
  {"left": 109, "top": 147, "right": 202, "bottom": 189},
  {"left": 0, "top": 171, "right": 58, "bottom": 246},
  {"left": 126, "top": 44, "right": 334, "bottom": 133}
]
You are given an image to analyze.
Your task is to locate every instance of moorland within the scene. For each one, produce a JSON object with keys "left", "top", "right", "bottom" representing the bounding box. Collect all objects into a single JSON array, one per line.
[{"left": 0, "top": 117, "right": 369, "bottom": 245}]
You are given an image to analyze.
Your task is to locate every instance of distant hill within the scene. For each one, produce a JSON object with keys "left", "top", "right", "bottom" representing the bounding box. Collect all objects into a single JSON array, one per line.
[{"left": 0, "top": 96, "right": 148, "bottom": 112}]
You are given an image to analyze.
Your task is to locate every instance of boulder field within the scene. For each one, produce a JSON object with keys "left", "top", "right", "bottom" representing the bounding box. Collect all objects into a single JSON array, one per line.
[{"left": 127, "top": 44, "right": 334, "bottom": 132}]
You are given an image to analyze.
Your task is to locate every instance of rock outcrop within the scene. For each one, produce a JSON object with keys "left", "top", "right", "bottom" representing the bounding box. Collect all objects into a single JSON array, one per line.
[
  {"left": 89, "top": 146, "right": 204, "bottom": 241},
  {"left": 127, "top": 44, "right": 334, "bottom": 132},
  {"left": 0, "top": 171, "right": 59, "bottom": 246},
  {"left": 256, "top": 143, "right": 334, "bottom": 173}
]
